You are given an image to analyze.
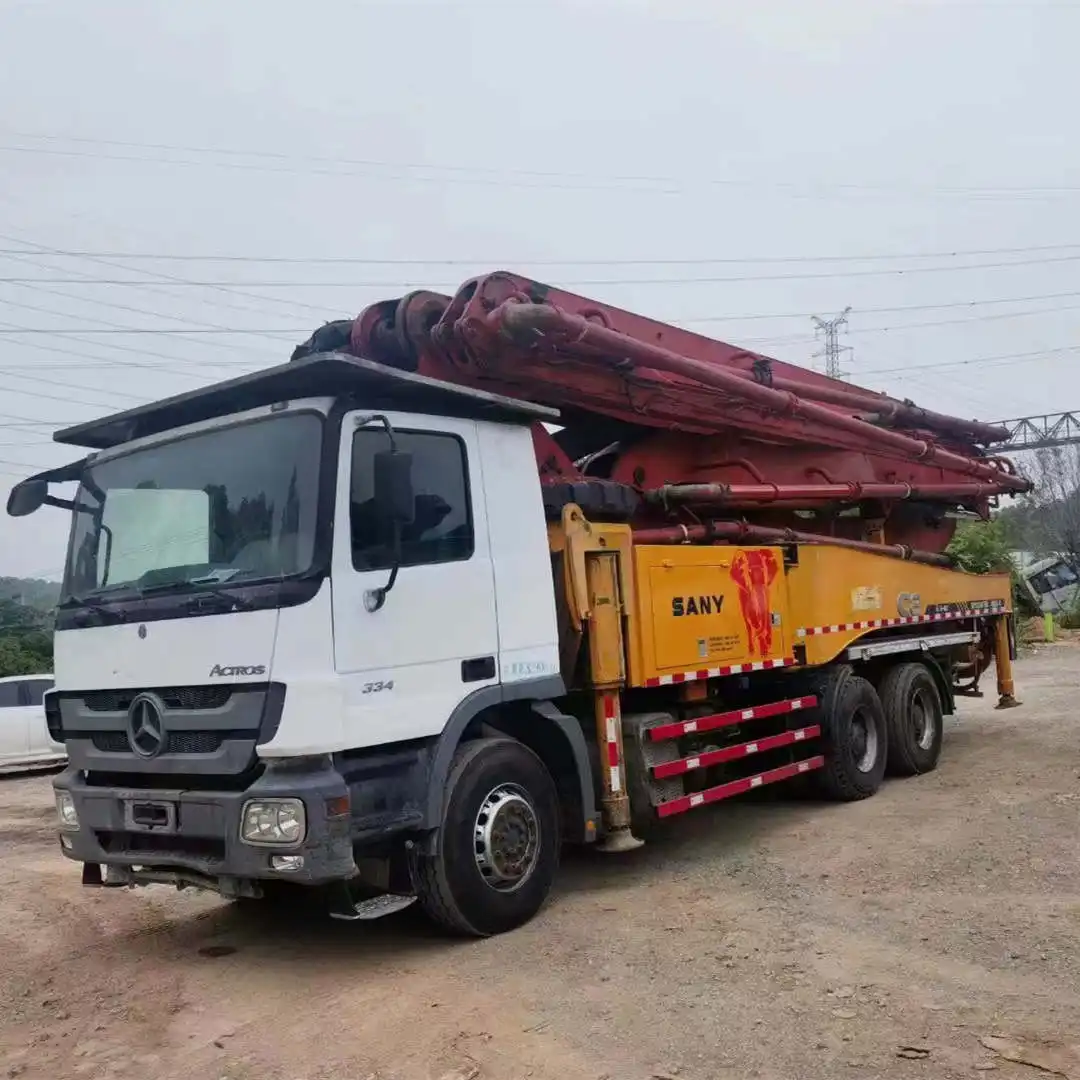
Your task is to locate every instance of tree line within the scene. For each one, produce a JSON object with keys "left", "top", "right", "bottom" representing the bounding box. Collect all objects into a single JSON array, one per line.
[{"left": 0, "top": 578, "right": 59, "bottom": 678}]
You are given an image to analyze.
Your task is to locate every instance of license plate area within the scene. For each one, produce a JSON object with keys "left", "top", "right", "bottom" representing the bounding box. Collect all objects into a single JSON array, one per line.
[{"left": 124, "top": 800, "right": 177, "bottom": 834}]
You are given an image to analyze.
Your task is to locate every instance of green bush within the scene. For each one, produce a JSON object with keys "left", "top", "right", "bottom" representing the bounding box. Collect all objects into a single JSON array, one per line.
[
  {"left": 946, "top": 519, "right": 1039, "bottom": 618},
  {"left": 0, "top": 597, "right": 54, "bottom": 677},
  {"left": 1059, "top": 602, "right": 1080, "bottom": 630}
]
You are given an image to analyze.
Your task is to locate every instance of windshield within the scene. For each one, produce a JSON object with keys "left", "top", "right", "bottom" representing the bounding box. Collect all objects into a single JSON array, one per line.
[{"left": 61, "top": 413, "right": 322, "bottom": 603}]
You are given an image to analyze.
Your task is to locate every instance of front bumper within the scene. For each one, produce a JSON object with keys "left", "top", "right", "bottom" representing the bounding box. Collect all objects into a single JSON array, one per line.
[{"left": 53, "top": 757, "right": 357, "bottom": 891}]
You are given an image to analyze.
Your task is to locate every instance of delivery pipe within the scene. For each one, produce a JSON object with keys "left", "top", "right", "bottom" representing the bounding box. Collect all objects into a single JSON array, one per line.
[
  {"left": 644, "top": 481, "right": 1000, "bottom": 507},
  {"left": 631, "top": 520, "right": 954, "bottom": 568},
  {"left": 494, "top": 303, "right": 1030, "bottom": 494}
]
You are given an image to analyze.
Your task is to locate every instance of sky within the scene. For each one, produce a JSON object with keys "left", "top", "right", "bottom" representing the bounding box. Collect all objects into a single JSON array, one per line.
[{"left": 1, "top": 0, "right": 1078, "bottom": 579}]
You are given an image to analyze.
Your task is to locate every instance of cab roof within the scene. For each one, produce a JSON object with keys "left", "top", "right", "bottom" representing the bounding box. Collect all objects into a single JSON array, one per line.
[{"left": 54, "top": 352, "right": 560, "bottom": 450}]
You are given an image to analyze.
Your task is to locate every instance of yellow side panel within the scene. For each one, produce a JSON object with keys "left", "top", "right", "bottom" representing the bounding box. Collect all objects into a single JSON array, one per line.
[
  {"left": 626, "top": 540, "right": 1012, "bottom": 684},
  {"left": 786, "top": 546, "right": 1012, "bottom": 666},
  {"left": 629, "top": 546, "right": 791, "bottom": 685}
]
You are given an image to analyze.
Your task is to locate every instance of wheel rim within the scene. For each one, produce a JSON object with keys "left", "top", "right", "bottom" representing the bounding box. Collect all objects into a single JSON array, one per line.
[
  {"left": 911, "top": 688, "right": 936, "bottom": 750},
  {"left": 850, "top": 706, "right": 879, "bottom": 773},
  {"left": 473, "top": 784, "right": 541, "bottom": 893}
]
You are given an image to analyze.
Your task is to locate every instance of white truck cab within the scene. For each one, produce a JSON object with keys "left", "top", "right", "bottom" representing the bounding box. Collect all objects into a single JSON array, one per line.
[{"left": 7, "top": 354, "right": 598, "bottom": 936}]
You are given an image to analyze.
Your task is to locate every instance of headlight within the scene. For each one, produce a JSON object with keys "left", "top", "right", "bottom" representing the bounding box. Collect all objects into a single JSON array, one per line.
[
  {"left": 55, "top": 791, "right": 79, "bottom": 831},
  {"left": 240, "top": 799, "right": 306, "bottom": 846}
]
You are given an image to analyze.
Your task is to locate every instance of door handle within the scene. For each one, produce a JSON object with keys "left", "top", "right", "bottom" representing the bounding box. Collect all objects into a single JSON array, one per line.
[{"left": 461, "top": 656, "right": 496, "bottom": 683}]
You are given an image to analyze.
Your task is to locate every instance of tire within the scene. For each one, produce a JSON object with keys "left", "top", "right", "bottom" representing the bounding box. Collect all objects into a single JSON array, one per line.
[
  {"left": 541, "top": 480, "right": 641, "bottom": 523},
  {"left": 878, "top": 662, "right": 944, "bottom": 777},
  {"left": 813, "top": 668, "right": 888, "bottom": 801},
  {"left": 409, "top": 737, "right": 560, "bottom": 937},
  {"left": 621, "top": 711, "right": 681, "bottom": 840}
]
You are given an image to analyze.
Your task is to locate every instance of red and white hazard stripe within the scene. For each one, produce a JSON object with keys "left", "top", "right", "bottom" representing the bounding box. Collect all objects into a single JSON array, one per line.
[
  {"left": 647, "top": 694, "right": 818, "bottom": 742},
  {"left": 652, "top": 723, "right": 822, "bottom": 779},
  {"left": 656, "top": 756, "right": 825, "bottom": 819},
  {"left": 643, "top": 656, "right": 794, "bottom": 689},
  {"left": 602, "top": 693, "right": 622, "bottom": 795},
  {"left": 797, "top": 603, "right": 1006, "bottom": 638}
]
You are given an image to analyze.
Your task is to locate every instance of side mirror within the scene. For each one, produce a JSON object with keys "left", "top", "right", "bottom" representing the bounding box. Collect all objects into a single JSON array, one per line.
[
  {"left": 373, "top": 449, "right": 415, "bottom": 527},
  {"left": 6, "top": 479, "right": 48, "bottom": 518}
]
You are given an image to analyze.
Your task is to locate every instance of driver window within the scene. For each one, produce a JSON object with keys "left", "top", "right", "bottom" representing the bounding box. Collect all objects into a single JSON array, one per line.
[{"left": 349, "top": 430, "right": 473, "bottom": 571}]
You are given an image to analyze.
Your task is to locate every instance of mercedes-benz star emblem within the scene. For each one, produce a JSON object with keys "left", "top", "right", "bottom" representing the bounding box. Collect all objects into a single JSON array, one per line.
[{"left": 126, "top": 693, "right": 166, "bottom": 757}]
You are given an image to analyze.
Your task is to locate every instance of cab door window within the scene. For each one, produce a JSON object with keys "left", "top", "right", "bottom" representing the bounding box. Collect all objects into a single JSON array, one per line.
[{"left": 349, "top": 430, "right": 474, "bottom": 571}]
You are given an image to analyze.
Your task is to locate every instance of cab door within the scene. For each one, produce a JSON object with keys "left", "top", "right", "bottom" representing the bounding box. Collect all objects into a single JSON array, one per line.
[{"left": 330, "top": 412, "right": 499, "bottom": 749}]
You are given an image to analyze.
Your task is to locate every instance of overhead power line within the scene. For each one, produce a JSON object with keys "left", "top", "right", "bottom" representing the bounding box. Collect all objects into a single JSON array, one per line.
[
  {"left": 0, "top": 316, "right": 250, "bottom": 375},
  {"left": 0, "top": 339, "right": 1074, "bottom": 386},
  {"left": 0, "top": 236, "right": 342, "bottom": 321},
  {"left": 4, "top": 131, "right": 1080, "bottom": 200},
  {"left": 3, "top": 241, "right": 1080, "bottom": 265},
  {"left": 0, "top": 412, "right": 69, "bottom": 426},
  {"left": 681, "top": 289, "right": 1080, "bottom": 325},
  {"left": 0, "top": 455, "right": 55, "bottom": 471},
  {"left": 0, "top": 366, "right": 148, "bottom": 408},
  {"left": 0, "top": 293, "right": 1076, "bottom": 359},
  {"left": 864, "top": 344, "right": 1080, "bottom": 376},
  {"left": 4, "top": 252, "right": 1080, "bottom": 288},
  {"left": 0, "top": 327, "right": 302, "bottom": 336},
  {"left": 734, "top": 300, "right": 1080, "bottom": 348},
  {"left": 0, "top": 290, "right": 301, "bottom": 345},
  {"left": 0, "top": 278, "right": 307, "bottom": 349}
]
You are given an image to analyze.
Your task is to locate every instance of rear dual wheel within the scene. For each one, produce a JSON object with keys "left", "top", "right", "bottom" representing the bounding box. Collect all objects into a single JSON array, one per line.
[
  {"left": 814, "top": 661, "right": 944, "bottom": 800},
  {"left": 814, "top": 668, "right": 888, "bottom": 800},
  {"left": 879, "top": 662, "right": 944, "bottom": 777}
]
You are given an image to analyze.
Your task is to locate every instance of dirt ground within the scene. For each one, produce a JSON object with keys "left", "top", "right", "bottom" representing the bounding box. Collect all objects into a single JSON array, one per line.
[{"left": 2, "top": 650, "right": 1080, "bottom": 1080}]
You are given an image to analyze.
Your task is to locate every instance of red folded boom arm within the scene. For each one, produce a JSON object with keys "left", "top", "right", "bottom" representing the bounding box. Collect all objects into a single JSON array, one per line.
[{"left": 297, "top": 270, "right": 1029, "bottom": 554}]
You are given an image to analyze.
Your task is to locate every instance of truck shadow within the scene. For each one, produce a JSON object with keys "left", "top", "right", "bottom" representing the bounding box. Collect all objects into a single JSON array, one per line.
[
  {"left": 111, "top": 753, "right": 973, "bottom": 966},
  {"left": 556, "top": 787, "right": 834, "bottom": 896},
  {"left": 142, "top": 789, "right": 831, "bottom": 967},
  {"left": 124, "top": 892, "right": 465, "bottom": 973}
]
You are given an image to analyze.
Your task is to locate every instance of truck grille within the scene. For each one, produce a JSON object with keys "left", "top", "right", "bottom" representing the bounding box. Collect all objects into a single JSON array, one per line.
[
  {"left": 90, "top": 731, "right": 225, "bottom": 755},
  {"left": 81, "top": 686, "right": 233, "bottom": 712}
]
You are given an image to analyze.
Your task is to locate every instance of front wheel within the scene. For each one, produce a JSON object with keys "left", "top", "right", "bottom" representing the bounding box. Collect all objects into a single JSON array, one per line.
[{"left": 410, "top": 737, "right": 560, "bottom": 937}]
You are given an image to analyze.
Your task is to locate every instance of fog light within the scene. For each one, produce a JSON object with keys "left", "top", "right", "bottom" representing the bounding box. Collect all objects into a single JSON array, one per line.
[
  {"left": 270, "top": 854, "right": 305, "bottom": 872},
  {"left": 56, "top": 791, "right": 79, "bottom": 831},
  {"left": 59, "top": 835, "right": 72, "bottom": 850},
  {"left": 240, "top": 798, "right": 306, "bottom": 846}
]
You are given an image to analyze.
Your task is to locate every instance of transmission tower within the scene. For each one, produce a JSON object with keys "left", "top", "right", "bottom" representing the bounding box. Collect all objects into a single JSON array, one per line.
[{"left": 812, "top": 307, "right": 853, "bottom": 379}]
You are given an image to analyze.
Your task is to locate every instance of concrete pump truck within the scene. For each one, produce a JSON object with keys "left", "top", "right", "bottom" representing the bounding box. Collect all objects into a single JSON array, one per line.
[{"left": 7, "top": 271, "right": 1025, "bottom": 937}]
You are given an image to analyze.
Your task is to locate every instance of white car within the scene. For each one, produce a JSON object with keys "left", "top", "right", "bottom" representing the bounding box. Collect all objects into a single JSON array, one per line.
[{"left": 0, "top": 673, "right": 66, "bottom": 771}]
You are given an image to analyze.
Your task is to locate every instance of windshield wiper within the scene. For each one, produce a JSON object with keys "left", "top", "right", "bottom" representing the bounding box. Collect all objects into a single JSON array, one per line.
[
  {"left": 138, "top": 578, "right": 257, "bottom": 611},
  {"left": 57, "top": 585, "right": 140, "bottom": 624},
  {"left": 60, "top": 601, "right": 125, "bottom": 625}
]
